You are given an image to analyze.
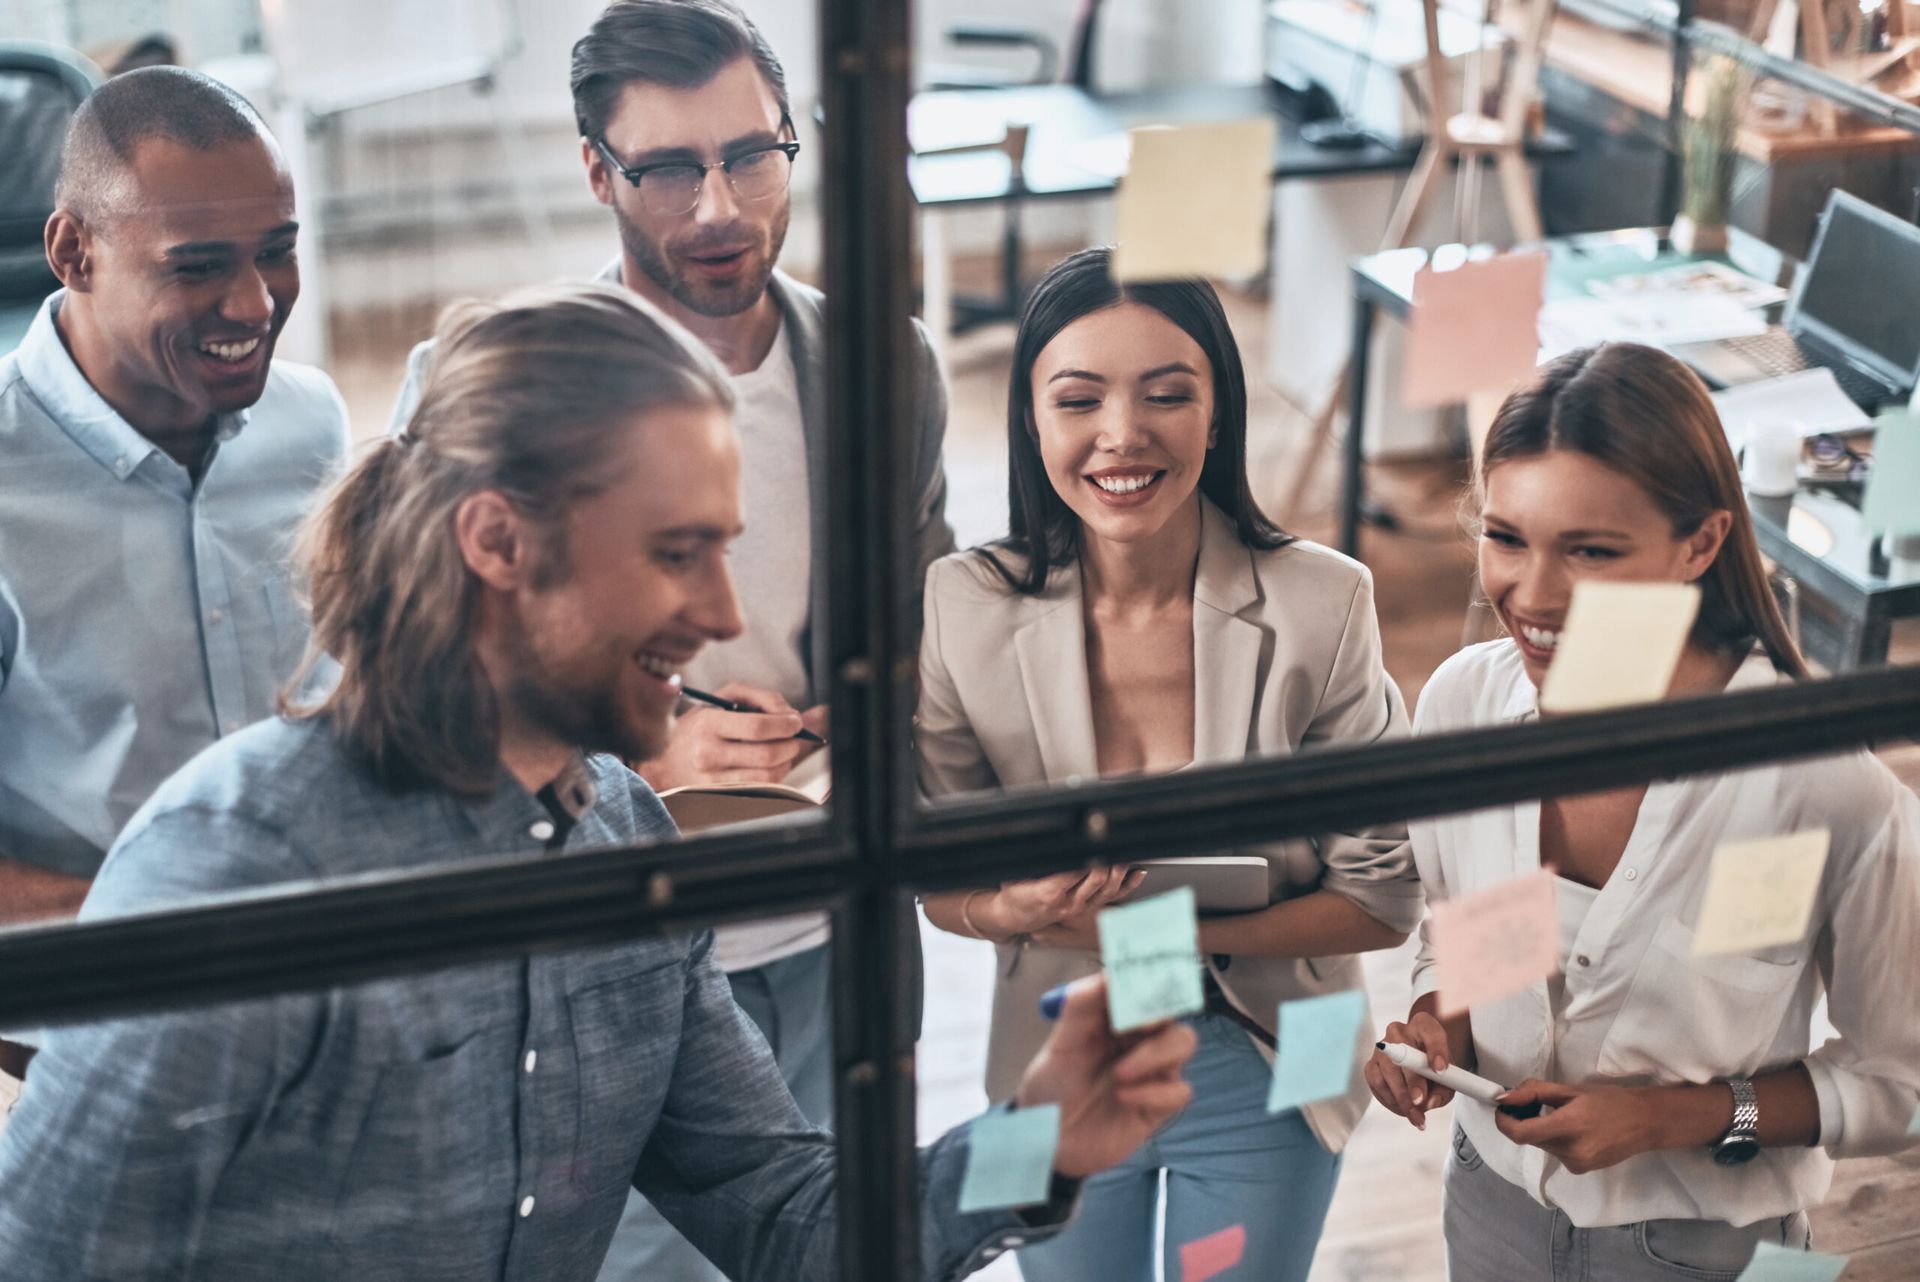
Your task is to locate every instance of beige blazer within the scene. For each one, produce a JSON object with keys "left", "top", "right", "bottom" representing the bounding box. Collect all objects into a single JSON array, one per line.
[{"left": 916, "top": 499, "right": 1422, "bottom": 1154}]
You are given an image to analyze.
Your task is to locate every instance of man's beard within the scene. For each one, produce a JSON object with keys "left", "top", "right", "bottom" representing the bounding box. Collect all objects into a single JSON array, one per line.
[
  {"left": 497, "top": 617, "right": 665, "bottom": 766},
  {"left": 615, "top": 202, "right": 788, "bottom": 318}
]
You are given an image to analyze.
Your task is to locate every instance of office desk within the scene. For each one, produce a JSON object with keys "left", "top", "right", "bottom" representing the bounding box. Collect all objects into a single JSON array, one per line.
[
  {"left": 1339, "top": 226, "right": 1920, "bottom": 671},
  {"left": 908, "top": 81, "right": 1572, "bottom": 342}
]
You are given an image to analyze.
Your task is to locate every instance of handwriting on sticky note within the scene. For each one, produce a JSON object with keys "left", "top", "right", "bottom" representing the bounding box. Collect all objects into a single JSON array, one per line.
[
  {"left": 1179, "top": 1223, "right": 1247, "bottom": 1282},
  {"left": 958, "top": 1103, "right": 1060, "bottom": 1213},
  {"left": 1098, "top": 885, "right": 1204, "bottom": 1032},
  {"left": 1537, "top": 580, "right": 1701, "bottom": 714},
  {"left": 1268, "top": 990, "right": 1366, "bottom": 1114},
  {"left": 1864, "top": 411, "right": 1920, "bottom": 538},
  {"left": 1112, "top": 118, "right": 1276, "bottom": 283},
  {"left": 1403, "top": 251, "right": 1547, "bottom": 409},
  {"left": 1431, "top": 869, "right": 1558, "bottom": 1017},
  {"left": 1692, "top": 829, "right": 1831, "bottom": 957},
  {"left": 1734, "top": 1240, "right": 1848, "bottom": 1282}
]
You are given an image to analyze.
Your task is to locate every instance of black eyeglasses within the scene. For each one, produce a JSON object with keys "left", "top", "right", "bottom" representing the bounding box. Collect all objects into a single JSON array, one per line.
[
  {"left": 1808, "top": 432, "right": 1869, "bottom": 483},
  {"left": 594, "top": 115, "right": 801, "bottom": 217}
]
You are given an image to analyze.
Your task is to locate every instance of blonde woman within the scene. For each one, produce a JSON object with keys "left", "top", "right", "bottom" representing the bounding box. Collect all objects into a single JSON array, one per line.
[{"left": 1366, "top": 342, "right": 1920, "bottom": 1279}]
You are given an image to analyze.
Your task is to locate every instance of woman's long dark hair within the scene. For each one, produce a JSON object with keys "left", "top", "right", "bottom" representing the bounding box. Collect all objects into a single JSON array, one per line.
[{"left": 983, "top": 246, "right": 1290, "bottom": 594}]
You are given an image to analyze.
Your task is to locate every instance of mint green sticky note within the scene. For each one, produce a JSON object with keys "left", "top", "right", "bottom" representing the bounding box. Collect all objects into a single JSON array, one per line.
[
  {"left": 1735, "top": 1241, "right": 1848, "bottom": 1282},
  {"left": 959, "top": 1103, "right": 1060, "bottom": 1213},
  {"left": 1864, "top": 412, "right": 1920, "bottom": 538},
  {"left": 1908, "top": 1101, "right": 1920, "bottom": 1136},
  {"left": 1098, "top": 885, "right": 1203, "bottom": 1032},
  {"left": 1267, "top": 990, "right": 1367, "bottom": 1114}
]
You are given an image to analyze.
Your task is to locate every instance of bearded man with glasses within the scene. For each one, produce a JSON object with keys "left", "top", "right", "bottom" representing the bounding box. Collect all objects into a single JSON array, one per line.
[{"left": 388, "top": 4, "right": 955, "bottom": 1280}]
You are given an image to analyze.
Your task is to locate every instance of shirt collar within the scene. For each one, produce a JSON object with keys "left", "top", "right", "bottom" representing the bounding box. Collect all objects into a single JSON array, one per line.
[
  {"left": 459, "top": 753, "right": 602, "bottom": 850},
  {"left": 15, "top": 291, "right": 250, "bottom": 483},
  {"left": 1500, "top": 641, "right": 1785, "bottom": 722}
]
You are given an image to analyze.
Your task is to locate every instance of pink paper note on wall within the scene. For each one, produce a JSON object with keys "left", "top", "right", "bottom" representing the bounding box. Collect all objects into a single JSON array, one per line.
[
  {"left": 1402, "top": 251, "right": 1548, "bottom": 409},
  {"left": 1180, "top": 1224, "right": 1247, "bottom": 1282},
  {"left": 1430, "top": 867, "right": 1559, "bottom": 1017}
]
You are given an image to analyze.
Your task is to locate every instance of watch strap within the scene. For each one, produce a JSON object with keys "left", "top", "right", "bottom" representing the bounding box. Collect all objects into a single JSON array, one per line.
[{"left": 1723, "top": 1077, "right": 1759, "bottom": 1141}]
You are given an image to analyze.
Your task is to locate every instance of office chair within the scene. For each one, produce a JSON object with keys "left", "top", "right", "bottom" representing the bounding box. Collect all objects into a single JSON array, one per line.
[
  {"left": 0, "top": 41, "right": 104, "bottom": 355},
  {"left": 924, "top": 0, "right": 1106, "bottom": 332}
]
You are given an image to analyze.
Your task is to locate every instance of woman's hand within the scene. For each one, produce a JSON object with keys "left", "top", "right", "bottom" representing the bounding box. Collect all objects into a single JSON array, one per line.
[
  {"left": 995, "top": 866, "right": 1144, "bottom": 937},
  {"left": 1492, "top": 1080, "right": 1667, "bottom": 1174},
  {"left": 1363, "top": 1008, "right": 1462, "bottom": 1132}
]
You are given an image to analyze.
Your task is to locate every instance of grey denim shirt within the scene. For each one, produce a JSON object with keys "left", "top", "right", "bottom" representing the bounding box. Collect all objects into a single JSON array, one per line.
[{"left": 0, "top": 717, "right": 1059, "bottom": 1280}]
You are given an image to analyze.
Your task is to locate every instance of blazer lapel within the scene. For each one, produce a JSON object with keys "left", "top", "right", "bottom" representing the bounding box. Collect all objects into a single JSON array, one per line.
[
  {"left": 1191, "top": 502, "right": 1264, "bottom": 766},
  {"left": 766, "top": 272, "right": 835, "bottom": 700},
  {"left": 1013, "top": 587, "right": 1100, "bottom": 785}
]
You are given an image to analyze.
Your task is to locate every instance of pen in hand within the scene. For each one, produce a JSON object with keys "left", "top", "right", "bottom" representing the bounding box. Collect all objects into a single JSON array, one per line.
[{"left": 679, "top": 685, "right": 828, "bottom": 746}]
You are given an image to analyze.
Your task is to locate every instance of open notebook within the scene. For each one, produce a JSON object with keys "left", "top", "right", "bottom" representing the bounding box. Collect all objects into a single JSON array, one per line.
[{"left": 655, "top": 749, "right": 831, "bottom": 835}]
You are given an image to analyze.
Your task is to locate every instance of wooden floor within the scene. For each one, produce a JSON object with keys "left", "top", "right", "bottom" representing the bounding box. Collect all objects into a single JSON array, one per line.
[{"left": 331, "top": 251, "right": 1920, "bottom": 1282}]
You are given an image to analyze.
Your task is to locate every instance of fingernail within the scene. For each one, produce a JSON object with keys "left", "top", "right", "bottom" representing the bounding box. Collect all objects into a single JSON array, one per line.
[
  {"left": 1494, "top": 1090, "right": 1510, "bottom": 1101},
  {"left": 1415, "top": 1117, "right": 1426, "bottom": 1131},
  {"left": 1412, "top": 1090, "right": 1424, "bottom": 1106}
]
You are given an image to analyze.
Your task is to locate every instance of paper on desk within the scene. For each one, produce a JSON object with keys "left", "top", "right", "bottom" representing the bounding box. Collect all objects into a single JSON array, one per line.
[
  {"left": 1430, "top": 868, "right": 1559, "bottom": 1017},
  {"left": 1537, "top": 581, "right": 1701, "bottom": 714},
  {"left": 1692, "top": 829, "right": 1831, "bottom": 957},
  {"left": 1402, "top": 251, "right": 1547, "bottom": 409},
  {"left": 1112, "top": 118, "right": 1276, "bottom": 282},
  {"left": 1733, "top": 1240, "right": 1848, "bottom": 1282},
  {"left": 1267, "top": 990, "right": 1366, "bottom": 1113},
  {"left": 1863, "top": 410, "right": 1920, "bottom": 538},
  {"left": 1537, "top": 294, "right": 1766, "bottom": 359},
  {"left": 1097, "top": 885, "right": 1204, "bottom": 1032},
  {"left": 1711, "top": 369, "right": 1874, "bottom": 451},
  {"left": 1178, "top": 1224, "right": 1247, "bottom": 1282},
  {"left": 958, "top": 1102, "right": 1060, "bottom": 1212}
]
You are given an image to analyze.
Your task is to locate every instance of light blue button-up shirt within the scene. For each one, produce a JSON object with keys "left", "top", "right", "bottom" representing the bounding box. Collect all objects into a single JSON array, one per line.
[
  {"left": 0, "top": 292, "right": 350, "bottom": 876},
  {"left": 0, "top": 716, "right": 1061, "bottom": 1279}
]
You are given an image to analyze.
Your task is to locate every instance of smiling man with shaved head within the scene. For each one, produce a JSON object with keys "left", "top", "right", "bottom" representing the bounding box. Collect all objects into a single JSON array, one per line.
[{"left": 0, "top": 66, "right": 349, "bottom": 1066}]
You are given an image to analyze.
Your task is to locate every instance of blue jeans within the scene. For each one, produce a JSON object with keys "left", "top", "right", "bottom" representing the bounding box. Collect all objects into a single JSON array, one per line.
[
  {"left": 596, "top": 943, "right": 834, "bottom": 1282},
  {"left": 1016, "top": 1015, "right": 1343, "bottom": 1282}
]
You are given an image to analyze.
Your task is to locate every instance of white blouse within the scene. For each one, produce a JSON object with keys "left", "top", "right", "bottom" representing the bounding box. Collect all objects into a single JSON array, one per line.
[{"left": 1410, "top": 641, "right": 1920, "bottom": 1228}]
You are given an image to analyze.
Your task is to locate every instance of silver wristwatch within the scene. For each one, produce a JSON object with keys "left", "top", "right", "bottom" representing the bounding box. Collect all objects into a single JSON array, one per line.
[{"left": 1711, "top": 1078, "right": 1761, "bottom": 1166}]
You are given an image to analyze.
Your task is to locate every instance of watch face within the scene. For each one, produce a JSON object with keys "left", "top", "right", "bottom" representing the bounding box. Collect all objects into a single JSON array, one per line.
[{"left": 1712, "top": 1136, "right": 1762, "bottom": 1166}]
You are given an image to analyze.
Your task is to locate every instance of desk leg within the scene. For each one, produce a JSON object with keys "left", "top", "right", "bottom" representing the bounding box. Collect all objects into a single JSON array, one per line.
[
  {"left": 1852, "top": 606, "right": 1893, "bottom": 671},
  {"left": 1340, "top": 296, "right": 1376, "bottom": 559},
  {"left": 920, "top": 206, "right": 952, "bottom": 364}
]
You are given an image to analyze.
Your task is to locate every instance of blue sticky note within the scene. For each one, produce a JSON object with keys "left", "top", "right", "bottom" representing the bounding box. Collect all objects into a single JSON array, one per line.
[
  {"left": 1097, "top": 885, "right": 1203, "bottom": 1032},
  {"left": 1734, "top": 1241, "right": 1848, "bottom": 1282},
  {"left": 1908, "top": 1101, "right": 1920, "bottom": 1136},
  {"left": 959, "top": 1103, "right": 1060, "bottom": 1213},
  {"left": 1864, "top": 412, "right": 1920, "bottom": 538},
  {"left": 1268, "top": 990, "right": 1367, "bottom": 1113}
]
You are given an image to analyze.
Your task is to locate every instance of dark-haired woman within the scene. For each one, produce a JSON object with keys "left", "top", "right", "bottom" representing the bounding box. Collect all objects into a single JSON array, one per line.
[
  {"left": 1365, "top": 342, "right": 1920, "bottom": 1280},
  {"left": 918, "top": 247, "right": 1422, "bottom": 1281}
]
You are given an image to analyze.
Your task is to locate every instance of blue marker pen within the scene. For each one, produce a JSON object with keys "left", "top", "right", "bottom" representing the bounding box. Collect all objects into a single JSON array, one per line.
[{"left": 1038, "top": 983, "right": 1070, "bottom": 1021}]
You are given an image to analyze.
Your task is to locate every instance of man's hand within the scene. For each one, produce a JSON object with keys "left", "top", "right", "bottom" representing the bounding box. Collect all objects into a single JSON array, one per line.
[
  {"left": 0, "top": 855, "right": 90, "bottom": 927},
  {"left": 1014, "top": 975, "right": 1196, "bottom": 1179},
  {"left": 636, "top": 682, "right": 824, "bottom": 791},
  {"left": 1493, "top": 1079, "right": 1667, "bottom": 1174}
]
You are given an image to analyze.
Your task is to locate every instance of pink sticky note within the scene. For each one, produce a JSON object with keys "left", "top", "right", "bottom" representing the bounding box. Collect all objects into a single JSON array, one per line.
[
  {"left": 1180, "top": 1224, "right": 1247, "bottom": 1282},
  {"left": 1402, "top": 251, "right": 1547, "bottom": 409},
  {"left": 1430, "top": 868, "right": 1559, "bottom": 1017}
]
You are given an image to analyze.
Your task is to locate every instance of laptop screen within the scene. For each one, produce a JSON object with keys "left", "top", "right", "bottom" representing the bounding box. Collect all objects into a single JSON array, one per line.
[{"left": 1794, "top": 193, "right": 1920, "bottom": 380}]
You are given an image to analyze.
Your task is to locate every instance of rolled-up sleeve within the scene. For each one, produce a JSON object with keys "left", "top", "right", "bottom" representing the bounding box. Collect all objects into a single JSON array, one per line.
[
  {"left": 1801, "top": 787, "right": 1920, "bottom": 1158},
  {"left": 1303, "top": 567, "right": 1423, "bottom": 935}
]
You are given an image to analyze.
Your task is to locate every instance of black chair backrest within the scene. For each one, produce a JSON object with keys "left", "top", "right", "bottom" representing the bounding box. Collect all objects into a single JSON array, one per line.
[{"left": 0, "top": 43, "right": 103, "bottom": 300}]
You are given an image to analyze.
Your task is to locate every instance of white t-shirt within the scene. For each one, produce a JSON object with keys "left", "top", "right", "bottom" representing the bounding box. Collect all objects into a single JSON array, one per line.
[
  {"left": 684, "top": 320, "right": 830, "bottom": 973},
  {"left": 1409, "top": 640, "right": 1920, "bottom": 1228}
]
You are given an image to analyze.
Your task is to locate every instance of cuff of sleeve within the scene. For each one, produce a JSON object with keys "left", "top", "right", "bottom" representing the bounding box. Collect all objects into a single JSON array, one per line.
[
  {"left": 1410, "top": 963, "right": 1439, "bottom": 1003},
  {"left": 1801, "top": 1056, "right": 1849, "bottom": 1155}
]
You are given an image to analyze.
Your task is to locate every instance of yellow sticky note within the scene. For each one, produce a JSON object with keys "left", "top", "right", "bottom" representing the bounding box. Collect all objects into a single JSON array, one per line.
[
  {"left": 1538, "top": 581, "right": 1701, "bottom": 714},
  {"left": 1112, "top": 118, "right": 1276, "bottom": 283},
  {"left": 1692, "top": 828, "right": 1831, "bottom": 957},
  {"left": 1430, "top": 868, "right": 1559, "bottom": 1017},
  {"left": 1403, "top": 252, "right": 1547, "bottom": 410}
]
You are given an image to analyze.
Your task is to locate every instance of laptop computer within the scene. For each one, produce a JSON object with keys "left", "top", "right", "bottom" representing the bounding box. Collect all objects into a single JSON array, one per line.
[{"left": 1671, "top": 189, "right": 1920, "bottom": 411}]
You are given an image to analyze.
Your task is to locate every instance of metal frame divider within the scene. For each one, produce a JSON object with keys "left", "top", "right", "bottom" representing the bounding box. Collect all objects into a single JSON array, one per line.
[{"left": 2, "top": 5, "right": 1920, "bottom": 1279}]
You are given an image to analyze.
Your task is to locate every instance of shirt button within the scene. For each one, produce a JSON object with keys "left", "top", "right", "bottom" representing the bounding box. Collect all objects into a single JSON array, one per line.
[
  {"left": 114, "top": 454, "right": 128, "bottom": 471},
  {"left": 519, "top": 1195, "right": 535, "bottom": 1218},
  {"left": 1576, "top": 955, "right": 1592, "bottom": 968},
  {"left": 523, "top": 1050, "right": 537, "bottom": 1074},
  {"left": 208, "top": 608, "right": 225, "bottom": 625},
  {"left": 1623, "top": 868, "right": 1637, "bottom": 881},
  {"left": 529, "top": 819, "right": 556, "bottom": 842},
  {"left": 223, "top": 720, "right": 242, "bottom": 734}
]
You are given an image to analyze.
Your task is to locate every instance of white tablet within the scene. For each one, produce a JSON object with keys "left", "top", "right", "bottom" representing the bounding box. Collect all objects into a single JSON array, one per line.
[{"left": 1122, "top": 856, "right": 1269, "bottom": 914}]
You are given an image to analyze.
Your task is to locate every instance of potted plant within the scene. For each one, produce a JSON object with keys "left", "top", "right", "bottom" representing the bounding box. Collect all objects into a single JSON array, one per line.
[{"left": 1673, "top": 55, "right": 1751, "bottom": 255}]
